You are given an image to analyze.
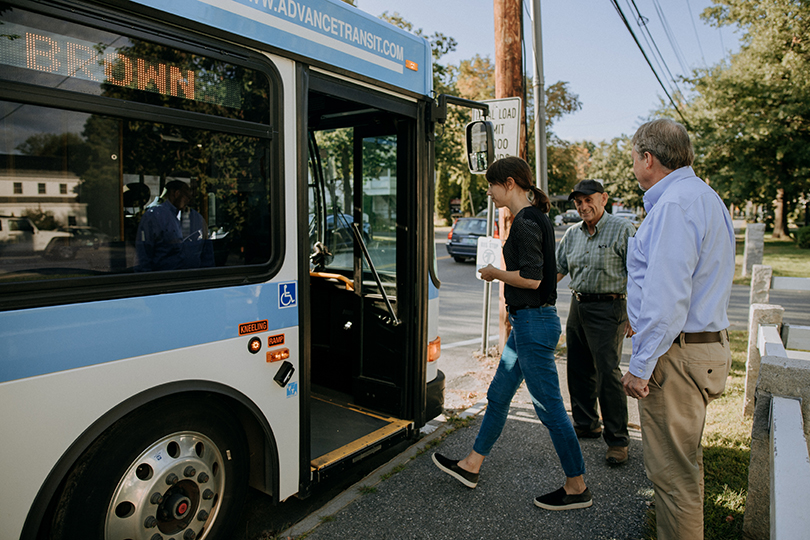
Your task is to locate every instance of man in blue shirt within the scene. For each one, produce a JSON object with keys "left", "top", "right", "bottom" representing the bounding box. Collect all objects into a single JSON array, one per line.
[
  {"left": 622, "top": 119, "right": 735, "bottom": 540},
  {"left": 135, "top": 180, "right": 214, "bottom": 272}
]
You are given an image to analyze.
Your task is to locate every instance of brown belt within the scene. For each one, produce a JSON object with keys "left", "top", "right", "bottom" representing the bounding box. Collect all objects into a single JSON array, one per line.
[{"left": 673, "top": 330, "right": 725, "bottom": 345}]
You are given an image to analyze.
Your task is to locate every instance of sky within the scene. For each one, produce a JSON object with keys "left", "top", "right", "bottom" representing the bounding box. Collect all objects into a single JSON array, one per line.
[{"left": 357, "top": 0, "right": 741, "bottom": 143}]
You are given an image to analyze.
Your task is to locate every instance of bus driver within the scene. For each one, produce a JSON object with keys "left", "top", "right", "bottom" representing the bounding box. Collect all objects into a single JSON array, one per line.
[{"left": 135, "top": 180, "right": 214, "bottom": 272}]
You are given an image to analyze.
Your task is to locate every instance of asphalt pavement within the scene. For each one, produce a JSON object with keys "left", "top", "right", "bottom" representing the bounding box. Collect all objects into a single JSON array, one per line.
[{"left": 282, "top": 342, "right": 651, "bottom": 539}]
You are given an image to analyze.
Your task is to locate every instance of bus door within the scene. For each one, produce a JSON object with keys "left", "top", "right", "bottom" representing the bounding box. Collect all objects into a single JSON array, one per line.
[{"left": 306, "top": 81, "right": 418, "bottom": 478}]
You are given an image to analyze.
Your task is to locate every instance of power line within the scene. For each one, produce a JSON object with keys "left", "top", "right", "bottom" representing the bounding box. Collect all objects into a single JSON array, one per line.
[
  {"left": 625, "top": 0, "right": 686, "bottom": 100},
  {"left": 608, "top": 0, "right": 691, "bottom": 127},
  {"left": 651, "top": 0, "right": 690, "bottom": 73},
  {"left": 684, "top": 0, "right": 707, "bottom": 67}
]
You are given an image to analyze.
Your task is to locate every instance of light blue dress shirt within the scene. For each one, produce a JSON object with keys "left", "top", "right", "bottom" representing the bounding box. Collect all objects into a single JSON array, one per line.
[{"left": 626, "top": 166, "right": 736, "bottom": 380}]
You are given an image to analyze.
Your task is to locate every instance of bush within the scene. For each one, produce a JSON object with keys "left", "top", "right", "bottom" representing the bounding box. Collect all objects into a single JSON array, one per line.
[{"left": 797, "top": 225, "right": 810, "bottom": 249}]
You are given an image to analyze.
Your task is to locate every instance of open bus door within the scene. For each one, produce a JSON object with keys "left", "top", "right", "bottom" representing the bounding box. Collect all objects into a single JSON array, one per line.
[{"left": 303, "top": 75, "right": 425, "bottom": 484}]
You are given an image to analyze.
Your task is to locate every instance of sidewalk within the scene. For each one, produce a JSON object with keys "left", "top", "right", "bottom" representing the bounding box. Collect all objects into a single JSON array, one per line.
[{"left": 283, "top": 345, "right": 651, "bottom": 540}]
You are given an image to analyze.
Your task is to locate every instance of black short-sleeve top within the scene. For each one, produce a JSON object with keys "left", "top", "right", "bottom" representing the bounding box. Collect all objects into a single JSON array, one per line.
[{"left": 502, "top": 206, "right": 557, "bottom": 307}]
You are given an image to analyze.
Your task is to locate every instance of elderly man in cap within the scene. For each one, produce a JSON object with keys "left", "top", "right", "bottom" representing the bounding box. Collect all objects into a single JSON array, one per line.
[{"left": 556, "top": 179, "right": 636, "bottom": 465}]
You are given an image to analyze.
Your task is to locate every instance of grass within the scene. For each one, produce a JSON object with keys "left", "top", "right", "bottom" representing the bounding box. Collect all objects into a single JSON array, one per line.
[
  {"left": 643, "top": 330, "right": 753, "bottom": 540},
  {"left": 734, "top": 231, "right": 810, "bottom": 284}
]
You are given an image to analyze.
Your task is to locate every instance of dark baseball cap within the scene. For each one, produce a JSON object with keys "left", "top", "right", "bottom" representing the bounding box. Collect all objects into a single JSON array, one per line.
[{"left": 568, "top": 179, "right": 605, "bottom": 200}]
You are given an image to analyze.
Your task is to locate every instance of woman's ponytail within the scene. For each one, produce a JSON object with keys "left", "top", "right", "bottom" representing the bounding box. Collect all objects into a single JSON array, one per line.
[{"left": 529, "top": 185, "right": 551, "bottom": 213}]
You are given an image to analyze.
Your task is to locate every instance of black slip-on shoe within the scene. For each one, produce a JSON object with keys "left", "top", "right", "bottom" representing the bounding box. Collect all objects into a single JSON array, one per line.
[
  {"left": 534, "top": 487, "right": 593, "bottom": 510},
  {"left": 432, "top": 453, "right": 479, "bottom": 488}
]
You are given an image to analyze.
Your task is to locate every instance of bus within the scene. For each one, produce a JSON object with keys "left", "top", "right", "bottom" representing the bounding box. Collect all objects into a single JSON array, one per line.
[{"left": 0, "top": 1, "right": 491, "bottom": 538}]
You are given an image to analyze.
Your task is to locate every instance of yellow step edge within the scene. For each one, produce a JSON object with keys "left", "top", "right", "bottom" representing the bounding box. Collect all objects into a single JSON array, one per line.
[{"left": 310, "top": 418, "right": 412, "bottom": 470}]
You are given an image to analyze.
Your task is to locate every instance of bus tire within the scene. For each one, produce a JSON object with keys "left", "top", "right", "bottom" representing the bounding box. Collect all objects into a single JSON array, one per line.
[{"left": 50, "top": 395, "right": 248, "bottom": 540}]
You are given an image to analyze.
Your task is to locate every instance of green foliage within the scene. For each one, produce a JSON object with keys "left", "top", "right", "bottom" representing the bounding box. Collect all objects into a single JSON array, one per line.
[
  {"left": 796, "top": 225, "right": 810, "bottom": 249},
  {"left": 587, "top": 136, "right": 644, "bottom": 208},
  {"left": 380, "top": 464, "right": 407, "bottom": 481},
  {"left": 434, "top": 168, "right": 452, "bottom": 225},
  {"left": 685, "top": 0, "right": 810, "bottom": 236},
  {"left": 21, "top": 208, "right": 60, "bottom": 230}
]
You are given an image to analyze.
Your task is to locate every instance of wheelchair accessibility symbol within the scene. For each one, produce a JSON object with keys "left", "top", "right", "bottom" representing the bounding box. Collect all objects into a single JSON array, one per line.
[{"left": 278, "top": 282, "right": 297, "bottom": 309}]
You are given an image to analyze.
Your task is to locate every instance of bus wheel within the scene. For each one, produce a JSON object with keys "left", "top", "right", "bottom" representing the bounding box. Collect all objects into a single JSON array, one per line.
[{"left": 51, "top": 396, "right": 248, "bottom": 540}]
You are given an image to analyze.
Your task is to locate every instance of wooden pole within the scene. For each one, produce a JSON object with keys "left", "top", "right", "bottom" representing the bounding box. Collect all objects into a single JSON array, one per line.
[{"left": 493, "top": 0, "right": 524, "bottom": 352}]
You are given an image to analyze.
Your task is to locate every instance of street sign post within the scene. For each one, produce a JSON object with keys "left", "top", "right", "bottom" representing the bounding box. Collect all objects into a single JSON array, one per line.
[
  {"left": 471, "top": 97, "right": 520, "bottom": 354},
  {"left": 471, "top": 97, "right": 522, "bottom": 161}
]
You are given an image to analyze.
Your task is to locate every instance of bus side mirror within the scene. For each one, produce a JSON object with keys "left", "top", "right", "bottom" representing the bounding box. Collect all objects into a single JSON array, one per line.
[{"left": 465, "top": 120, "right": 495, "bottom": 174}]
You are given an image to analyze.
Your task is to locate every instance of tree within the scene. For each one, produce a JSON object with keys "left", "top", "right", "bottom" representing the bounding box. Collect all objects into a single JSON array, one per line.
[
  {"left": 687, "top": 0, "right": 810, "bottom": 237},
  {"left": 524, "top": 81, "right": 583, "bottom": 195},
  {"left": 588, "top": 135, "right": 644, "bottom": 209}
]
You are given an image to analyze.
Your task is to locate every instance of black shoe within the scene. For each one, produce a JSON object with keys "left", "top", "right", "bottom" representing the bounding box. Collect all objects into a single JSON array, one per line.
[
  {"left": 432, "top": 453, "right": 479, "bottom": 488},
  {"left": 534, "top": 487, "right": 593, "bottom": 510},
  {"left": 574, "top": 426, "right": 602, "bottom": 439}
]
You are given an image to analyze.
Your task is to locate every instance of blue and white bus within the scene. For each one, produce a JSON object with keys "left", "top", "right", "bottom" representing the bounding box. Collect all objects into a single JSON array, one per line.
[{"left": 0, "top": 1, "right": 493, "bottom": 537}]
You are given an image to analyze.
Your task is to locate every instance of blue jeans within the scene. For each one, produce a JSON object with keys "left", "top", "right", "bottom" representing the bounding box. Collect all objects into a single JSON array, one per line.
[{"left": 473, "top": 306, "right": 586, "bottom": 478}]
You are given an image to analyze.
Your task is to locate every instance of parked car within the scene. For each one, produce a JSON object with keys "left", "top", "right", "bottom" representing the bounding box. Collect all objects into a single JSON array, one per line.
[
  {"left": 475, "top": 208, "right": 500, "bottom": 221},
  {"left": 561, "top": 209, "right": 582, "bottom": 224},
  {"left": 613, "top": 211, "right": 640, "bottom": 227},
  {"left": 44, "top": 226, "right": 112, "bottom": 260},
  {"left": 446, "top": 217, "right": 494, "bottom": 263},
  {"left": 0, "top": 216, "right": 71, "bottom": 257}
]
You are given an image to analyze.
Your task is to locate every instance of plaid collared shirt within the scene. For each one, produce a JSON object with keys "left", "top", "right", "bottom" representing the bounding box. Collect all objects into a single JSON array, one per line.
[{"left": 556, "top": 211, "right": 636, "bottom": 295}]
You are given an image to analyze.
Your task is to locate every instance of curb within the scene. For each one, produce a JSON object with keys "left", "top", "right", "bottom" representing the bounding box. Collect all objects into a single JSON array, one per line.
[{"left": 280, "top": 401, "right": 488, "bottom": 539}]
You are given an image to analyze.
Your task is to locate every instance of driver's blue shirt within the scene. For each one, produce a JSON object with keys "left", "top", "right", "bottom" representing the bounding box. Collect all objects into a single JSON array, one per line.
[{"left": 135, "top": 200, "right": 214, "bottom": 272}]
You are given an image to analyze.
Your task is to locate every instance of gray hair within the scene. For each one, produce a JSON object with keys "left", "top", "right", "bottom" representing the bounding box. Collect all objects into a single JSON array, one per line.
[{"left": 632, "top": 118, "right": 694, "bottom": 170}]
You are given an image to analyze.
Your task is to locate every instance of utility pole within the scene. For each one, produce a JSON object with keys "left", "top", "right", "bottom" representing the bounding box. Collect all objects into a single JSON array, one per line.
[
  {"left": 530, "top": 0, "right": 548, "bottom": 194},
  {"left": 493, "top": 0, "right": 524, "bottom": 352}
]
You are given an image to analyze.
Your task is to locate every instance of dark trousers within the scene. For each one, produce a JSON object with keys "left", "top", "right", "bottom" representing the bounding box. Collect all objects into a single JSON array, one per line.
[{"left": 566, "top": 295, "right": 629, "bottom": 447}]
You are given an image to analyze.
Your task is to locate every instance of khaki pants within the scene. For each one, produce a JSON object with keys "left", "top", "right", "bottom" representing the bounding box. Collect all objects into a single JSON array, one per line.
[{"left": 638, "top": 333, "right": 731, "bottom": 540}]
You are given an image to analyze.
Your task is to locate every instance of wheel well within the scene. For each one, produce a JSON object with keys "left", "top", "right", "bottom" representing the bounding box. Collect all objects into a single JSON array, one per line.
[{"left": 24, "top": 383, "right": 280, "bottom": 540}]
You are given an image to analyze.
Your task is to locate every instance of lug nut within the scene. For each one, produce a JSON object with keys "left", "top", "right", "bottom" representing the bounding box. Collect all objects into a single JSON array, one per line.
[
  {"left": 150, "top": 492, "right": 164, "bottom": 505},
  {"left": 197, "top": 510, "right": 209, "bottom": 522},
  {"left": 197, "top": 472, "right": 209, "bottom": 483},
  {"left": 165, "top": 473, "right": 179, "bottom": 485},
  {"left": 183, "top": 529, "right": 197, "bottom": 540},
  {"left": 202, "top": 489, "right": 214, "bottom": 500},
  {"left": 184, "top": 466, "right": 196, "bottom": 478},
  {"left": 144, "top": 516, "right": 157, "bottom": 528},
  {"left": 150, "top": 534, "right": 163, "bottom": 540}
]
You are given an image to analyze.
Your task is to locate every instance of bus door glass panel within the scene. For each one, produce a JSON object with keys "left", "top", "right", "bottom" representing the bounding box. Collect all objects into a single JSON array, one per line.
[
  {"left": 353, "top": 129, "right": 406, "bottom": 415},
  {"left": 359, "top": 134, "right": 397, "bottom": 301},
  {"left": 310, "top": 128, "right": 355, "bottom": 270}
]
